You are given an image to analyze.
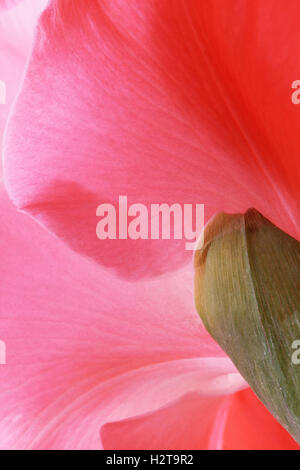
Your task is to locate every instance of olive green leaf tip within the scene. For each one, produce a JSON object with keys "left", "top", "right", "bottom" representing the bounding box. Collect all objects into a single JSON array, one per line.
[{"left": 194, "top": 208, "right": 300, "bottom": 444}]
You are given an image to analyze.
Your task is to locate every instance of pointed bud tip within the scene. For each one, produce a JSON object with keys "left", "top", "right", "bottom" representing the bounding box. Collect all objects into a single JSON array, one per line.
[{"left": 194, "top": 208, "right": 300, "bottom": 444}]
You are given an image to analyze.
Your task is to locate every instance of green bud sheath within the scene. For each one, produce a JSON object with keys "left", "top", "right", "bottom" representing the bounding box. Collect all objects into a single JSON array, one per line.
[{"left": 194, "top": 209, "right": 300, "bottom": 443}]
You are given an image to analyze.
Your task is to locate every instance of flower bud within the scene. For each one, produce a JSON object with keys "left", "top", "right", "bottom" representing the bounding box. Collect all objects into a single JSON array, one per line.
[{"left": 194, "top": 209, "right": 300, "bottom": 443}]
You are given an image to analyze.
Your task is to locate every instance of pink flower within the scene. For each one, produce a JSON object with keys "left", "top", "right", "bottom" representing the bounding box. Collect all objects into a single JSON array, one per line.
[
  {"left": 0, "top": 0, "right": 299, "bottom": 449},
  {"left": 0, "top": 0, "right": 47, "bottom": 155}
]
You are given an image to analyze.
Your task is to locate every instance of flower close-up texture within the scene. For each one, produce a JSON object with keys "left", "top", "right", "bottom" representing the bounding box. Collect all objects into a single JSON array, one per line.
[{"left": 0, "top": 0, "right": 299, "bottom": 451}]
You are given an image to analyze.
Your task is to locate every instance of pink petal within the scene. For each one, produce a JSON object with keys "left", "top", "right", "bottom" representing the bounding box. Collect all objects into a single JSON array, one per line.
[
  {"left": 0, "top": 0, "right": 20, "bottom": 9},
  {"left": 0, "top": 182, "right": 244, "bottom": 449},
  {"left": 0, "top": 0, "right": 47, "bottom": 163},
  {"left": 223, "top": 389, "right": 300, "bottom": 450},
  {"left": 101, "top": 392, "right": 232, "bottom": 450},
  {"left": 4, "top": 1, "right": 300, "bottom": 278}
]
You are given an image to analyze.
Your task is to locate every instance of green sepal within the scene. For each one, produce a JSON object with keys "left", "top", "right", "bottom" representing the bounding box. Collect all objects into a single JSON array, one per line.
[{"left": 195, "top": 209, "right": 300, "bottom": 443}]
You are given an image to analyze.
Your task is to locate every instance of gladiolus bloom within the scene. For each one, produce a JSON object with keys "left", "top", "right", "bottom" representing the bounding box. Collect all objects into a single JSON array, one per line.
[{"left": 0, "top": 0, "right": 300, "bottom": 449}]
